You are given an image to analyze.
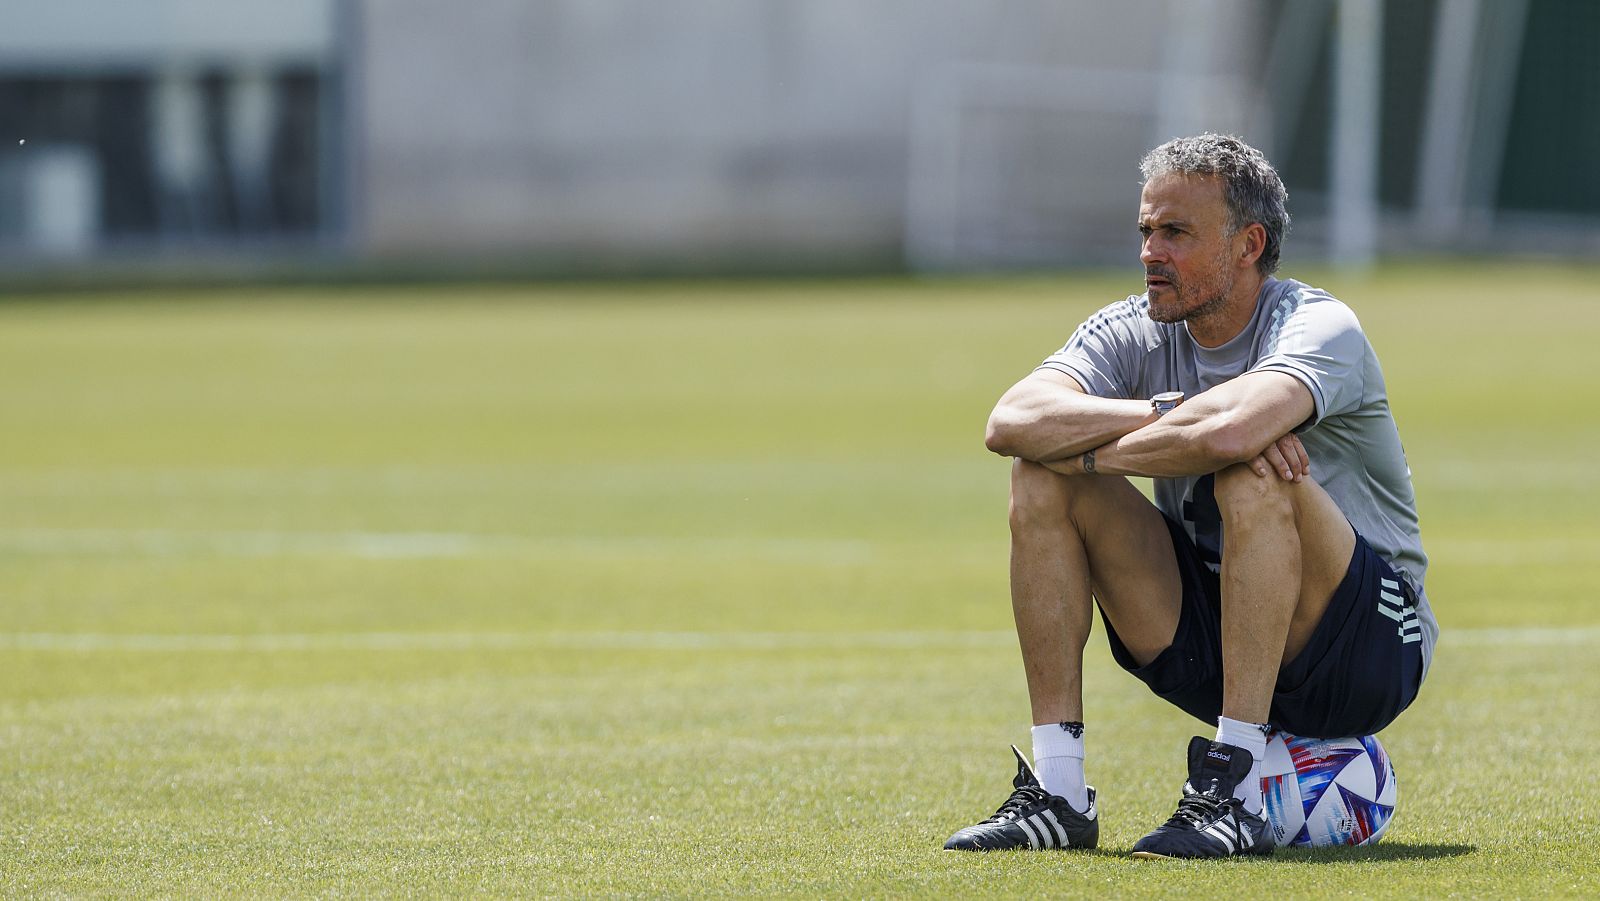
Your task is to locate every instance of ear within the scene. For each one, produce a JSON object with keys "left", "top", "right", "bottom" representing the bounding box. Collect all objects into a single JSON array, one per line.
[{"left": 1236, "top": 222, "right": 1267, "bottom": 270}]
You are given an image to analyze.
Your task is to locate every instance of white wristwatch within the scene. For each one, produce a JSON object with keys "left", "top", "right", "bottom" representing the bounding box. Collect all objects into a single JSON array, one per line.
[{"left": 1151, "top": 391, "right": 1185, "bottom": 416}]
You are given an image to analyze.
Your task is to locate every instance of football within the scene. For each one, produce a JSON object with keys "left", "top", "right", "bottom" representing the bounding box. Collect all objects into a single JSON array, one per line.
[{"left": 1260, "top": 731, "right": 1397, "bottom": 848}]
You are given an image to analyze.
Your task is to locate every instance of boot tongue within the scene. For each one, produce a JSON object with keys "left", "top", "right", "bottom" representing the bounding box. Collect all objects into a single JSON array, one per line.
[
  {"left": 1010, "top": 744, "right": 1041, "bottom": 789},
  {"left": 1185, "top": 735, "right": 1251, "bottom": 797}
]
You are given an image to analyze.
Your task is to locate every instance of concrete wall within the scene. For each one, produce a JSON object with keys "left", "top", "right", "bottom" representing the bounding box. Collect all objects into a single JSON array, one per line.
[
  {"left": 352, "top": 0, "right": 1274, "bottom": 267},
  {"left": 0, "top": 0, "right": 332, "bottom": 70}
]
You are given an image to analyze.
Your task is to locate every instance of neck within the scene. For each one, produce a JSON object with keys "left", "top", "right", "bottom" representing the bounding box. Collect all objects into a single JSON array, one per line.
[{"left": 1187, "top": 272, "right": 1267, "bottom": 348}]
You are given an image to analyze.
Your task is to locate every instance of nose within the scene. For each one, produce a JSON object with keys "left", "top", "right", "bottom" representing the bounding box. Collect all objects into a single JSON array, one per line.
[{"left": 1140, "top": 235, "right": 1163, "bottom": 266}]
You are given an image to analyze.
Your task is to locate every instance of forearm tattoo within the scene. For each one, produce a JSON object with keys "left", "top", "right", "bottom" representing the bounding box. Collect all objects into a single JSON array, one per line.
[{"left": 1082, "top": 448, "right": 1097, "bottom": 474}]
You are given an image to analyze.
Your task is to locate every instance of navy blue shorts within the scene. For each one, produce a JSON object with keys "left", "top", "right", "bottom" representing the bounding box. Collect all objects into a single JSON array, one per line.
[{"left": 1100, "top": 516, "right": 1425, "bottom": 738}]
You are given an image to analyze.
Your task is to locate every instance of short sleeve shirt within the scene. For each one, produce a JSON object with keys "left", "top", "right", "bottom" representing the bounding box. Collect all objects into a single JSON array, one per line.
[{"left": 1036, "top": 277, "right": 1437, "bottom": 675}]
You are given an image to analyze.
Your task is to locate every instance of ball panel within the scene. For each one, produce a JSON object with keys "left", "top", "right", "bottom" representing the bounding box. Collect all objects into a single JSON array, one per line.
[
  {"left": 1335, "top": 746, "right": 1379, "bottom": 798},
  {"left": 1261, "top": 732, "right": 1296, "bottom": 777},
  {"left": 1336, "top": 784, "right": 1395, "bottom": 846},
  {"left": 1261, "top": 731, "right": 1398, "bottom": 849},
  {"left": 1262, "top": 771, "right": 1305, "bottom": 847},
  {"left": 1305, "top": 779, "right": 1363, "bottom": 845},
  {"left": 1360, "top": 734, "right": 1397, "bottom": 805},
  {"left": 1285, "top": 736, "right": 1364, "bottom": 823}
]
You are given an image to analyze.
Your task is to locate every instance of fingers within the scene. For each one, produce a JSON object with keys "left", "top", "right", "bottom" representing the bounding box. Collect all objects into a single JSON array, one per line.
[
  {"left": 1275, "top": 437, "right": 1300, "bottom": 481},
  {"left": 1249, "top": 453, "right": 1272, "bottom": 478},
  {"left": 1251, "top": 435, "right": 1311, "bottom": 482},
  {"left": 1260, "top": 443, "right": 1291, "bottom": 480},
  {"left": 1262, "top": 434, "right": 1310, "bottom": 481},
  {"left": 1278, "top": 434, "right": 1309, "bottom": 481}
]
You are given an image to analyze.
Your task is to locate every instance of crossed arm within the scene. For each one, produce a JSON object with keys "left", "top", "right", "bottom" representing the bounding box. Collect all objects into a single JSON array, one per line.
[{"left": 984, "top": 368, "right": 1315, "bottom": 480}]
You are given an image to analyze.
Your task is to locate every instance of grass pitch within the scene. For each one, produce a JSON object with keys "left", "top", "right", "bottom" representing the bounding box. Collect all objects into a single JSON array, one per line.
[{"left": 1, "top": 264, "right": 1597, "bottom": 896}]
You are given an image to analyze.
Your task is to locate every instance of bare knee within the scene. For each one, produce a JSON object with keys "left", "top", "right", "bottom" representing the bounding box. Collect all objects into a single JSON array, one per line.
[
  {"left": 1008, "top": 459, "right": 1075, "bottom": 533},
  {"left": 1214, "top": 462, "right": 1299, "bottom": 528}
]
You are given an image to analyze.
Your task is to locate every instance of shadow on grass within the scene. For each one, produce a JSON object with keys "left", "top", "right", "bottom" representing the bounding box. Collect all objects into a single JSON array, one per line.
[
  {"left": 1275, "top": 842, "right": 1476, "bottom": 864},
  {"left": 937, "top": 843, "right": 1476, "bottom": 864}
]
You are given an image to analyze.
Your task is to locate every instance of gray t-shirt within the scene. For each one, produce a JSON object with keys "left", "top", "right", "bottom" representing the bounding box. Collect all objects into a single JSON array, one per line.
[{"left": 1036, "top": 277, "right": 1437, "bottom": 678}]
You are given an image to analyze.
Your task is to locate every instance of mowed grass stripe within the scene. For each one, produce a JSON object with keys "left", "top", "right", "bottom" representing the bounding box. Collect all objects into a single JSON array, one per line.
[
  {"left": 3, "top": 527, "right": 1592, "bottom": 568},
  {"left": 0, "top": 630, "right": 1017, "bottom": 653},
  {"left": 0, "top": 528, "right": 877, "bottom": 562},
  {"left": 2, "top": 624, "right": 1598, "bottom": 653}
]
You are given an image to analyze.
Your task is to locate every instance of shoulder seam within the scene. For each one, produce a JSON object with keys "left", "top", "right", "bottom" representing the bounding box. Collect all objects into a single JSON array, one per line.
[
  {"left": 1263, "top": 286, "right": 1314, "bottom": 355},
  {"left": 1068, "top": 298, "right": 1145, "bottom": 347}
]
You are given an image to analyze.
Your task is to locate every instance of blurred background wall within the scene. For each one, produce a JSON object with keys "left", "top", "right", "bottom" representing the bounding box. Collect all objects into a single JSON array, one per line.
[{"left": 1, "top": 0, "right": 1597, "bottom": 276}]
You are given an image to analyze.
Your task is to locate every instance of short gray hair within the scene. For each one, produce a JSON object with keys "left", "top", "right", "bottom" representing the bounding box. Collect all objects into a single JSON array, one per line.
[{"left": 1139, "top": 134, "right": 1290, "bottom": 276}]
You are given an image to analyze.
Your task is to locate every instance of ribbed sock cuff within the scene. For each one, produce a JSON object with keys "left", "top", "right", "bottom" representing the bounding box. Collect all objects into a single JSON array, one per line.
[
  {"left": 1215, "top": 716, "right": 1269, "bottom": 761},
  {"left": 1031, "top": 721, "right": 1085, "bottom": 760}
]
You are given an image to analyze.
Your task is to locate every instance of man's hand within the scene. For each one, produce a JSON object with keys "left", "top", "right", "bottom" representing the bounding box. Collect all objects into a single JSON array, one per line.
[{"left": 1250, "top": 432, "right": 1310, "bottom": 482}]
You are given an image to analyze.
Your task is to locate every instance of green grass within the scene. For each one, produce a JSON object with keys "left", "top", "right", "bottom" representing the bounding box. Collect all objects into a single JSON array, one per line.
[{"left": 1, "top": 264, "right": 1597, "bottom": 896}]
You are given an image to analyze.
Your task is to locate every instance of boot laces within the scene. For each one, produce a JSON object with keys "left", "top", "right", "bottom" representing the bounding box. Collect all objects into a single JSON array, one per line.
[
  {"left": 981, "top": 785, "right": 1051, "bottom": 825},
  {"left": 1165, "top": 785, "right": 1231, "bottom": 829}
]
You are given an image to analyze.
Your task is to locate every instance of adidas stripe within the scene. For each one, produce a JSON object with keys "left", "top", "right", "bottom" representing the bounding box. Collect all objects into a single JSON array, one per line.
[
  {"left": 1009, "top": 812, "right": 1072, "bottom": 849},
  {"left": 1015, "top": 815, "right": 1042, "bottom": 849},
  {"left": 1202, "top": 822, "right": 1237, "bottom": 854},
  {"left": 1378, "top": 578, "right": 1421, "bottom": 641},
  {"left": 1041, "top": 809, "right": 1069, "bottom": 847}
]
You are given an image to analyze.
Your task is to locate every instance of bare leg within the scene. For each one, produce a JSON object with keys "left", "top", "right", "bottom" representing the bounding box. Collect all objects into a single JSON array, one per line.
[
  {"left": 1008, "top": 459, "right": 1185, "bottom": 725},
  {"left": 1212, "top": 463, "right": 1356, "bottom": 723}
]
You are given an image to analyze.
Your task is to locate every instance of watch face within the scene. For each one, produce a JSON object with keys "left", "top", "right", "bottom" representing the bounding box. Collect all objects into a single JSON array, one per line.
[{"left": 1152, "top": 391, "right": 1185, "bottom": 404}]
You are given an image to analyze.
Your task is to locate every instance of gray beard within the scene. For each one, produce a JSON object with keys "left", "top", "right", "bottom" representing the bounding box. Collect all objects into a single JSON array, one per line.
[
  {"left": 1148, "top": 287, "right": 1229, "bottom": 325},
  {"left": 1180, "top": 289, "right": 1232, "bottom": 324}
]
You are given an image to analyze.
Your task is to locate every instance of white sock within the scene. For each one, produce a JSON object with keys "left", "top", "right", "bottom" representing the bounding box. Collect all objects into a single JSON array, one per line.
[
  {"left": 1215, "top": 716, "right": 1269, "bottom": 816},
  {"left": 1030, "top": 722, "right": 1088, "bottom": 812}
]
